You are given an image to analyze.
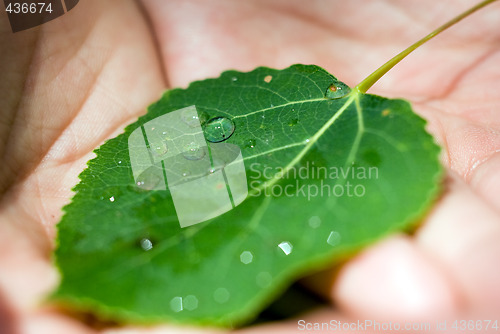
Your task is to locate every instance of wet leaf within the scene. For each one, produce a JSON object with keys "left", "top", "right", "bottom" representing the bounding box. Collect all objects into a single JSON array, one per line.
[{"left": 53, "top": 64, "right": 442, "bottom": 326}]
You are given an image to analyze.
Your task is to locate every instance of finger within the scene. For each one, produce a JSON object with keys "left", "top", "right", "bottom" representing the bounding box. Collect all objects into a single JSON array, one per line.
[
  {"left": 416, "top": 174, "right": 500, "bottom": 315},
  {"left": 19, "top": 311, "right": 97, "bottom": 334},
  {"left": 332, "top": 235, "right": 458, "bottom": 321},
  {"left": 0, "top": 290, "right": 17, "bottom": 334},
  {"left": 0, "top": 208, "right": 57, "bottom": 312}
]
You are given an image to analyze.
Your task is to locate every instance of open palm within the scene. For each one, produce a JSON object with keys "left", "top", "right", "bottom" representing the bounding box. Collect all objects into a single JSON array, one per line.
[{"left": 1, "top": 0, "right": 499, "bottom": 333}]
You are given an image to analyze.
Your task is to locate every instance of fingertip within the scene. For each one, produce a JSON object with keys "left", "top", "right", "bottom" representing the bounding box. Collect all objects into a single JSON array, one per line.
[{"left": 333, "top": 235, "right": 459, "bottom": 321}]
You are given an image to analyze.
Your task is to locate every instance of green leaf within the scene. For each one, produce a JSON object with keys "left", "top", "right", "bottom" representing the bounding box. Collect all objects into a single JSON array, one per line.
[{"left": 53, "top": 64, "right": 442, "bottom": 327}]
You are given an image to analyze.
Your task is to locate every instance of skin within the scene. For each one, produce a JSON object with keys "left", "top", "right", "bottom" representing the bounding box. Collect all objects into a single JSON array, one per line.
[{"left": 0, "top": 0, "right": 499, "bottom": 333}]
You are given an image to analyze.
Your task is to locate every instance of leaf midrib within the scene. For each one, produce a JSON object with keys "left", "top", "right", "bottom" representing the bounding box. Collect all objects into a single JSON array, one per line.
[{"left": 250, "top": 92, "right": 358, "bottom": 194}]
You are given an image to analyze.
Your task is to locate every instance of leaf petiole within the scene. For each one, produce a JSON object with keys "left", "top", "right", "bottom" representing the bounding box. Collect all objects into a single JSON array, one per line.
[{"left": 355, "top": 0, "right": 499, "bottom": 93}]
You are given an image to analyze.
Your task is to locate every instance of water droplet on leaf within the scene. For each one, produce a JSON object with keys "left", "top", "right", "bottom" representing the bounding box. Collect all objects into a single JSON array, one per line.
[
  {"left": 140, "top": 238, "right": 153, "bottom": 251},
  {"left": 183, "top": 295, "right": 198, "bottom": 311},
  {"left": 204, "top": 117, "right": 235, "bottom": 143},
  {"left": 101, "top": 187, "right": 123, "bottom": 201},
  {"left": 308, "top": 216, "right": 321, "bottom": 228},
  {"left": 245, "top": 139, "right": 256, "bottom": 149},
  {"left": 181, "top": 109, "right": 202, "bottom": 128},
  {"left": 136, "top": 170, "right": 162, "bottom": 190},
  {"left": 327, "top": 231, "right": 341, "bottom": 246},
  {"left": 170, "top": 297, "right": 183, "bottom": 312},
  {"left": 288, "top": 119, "right": 299, "bottom": 126},
  {"left": 278, "top": 241, "right": 293, "bottom": 255},
  {"left": 182, "top": 142, "right": 205, "bottom": 160},
  {"left": 325, "top": 82, "right": 351, "bottom": 99},
  {"left": 240, "top": 251, "right": 253, "bottom": 264},
  {"left": 151, "top": 142, "right": 168, "bottom": 157}
]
